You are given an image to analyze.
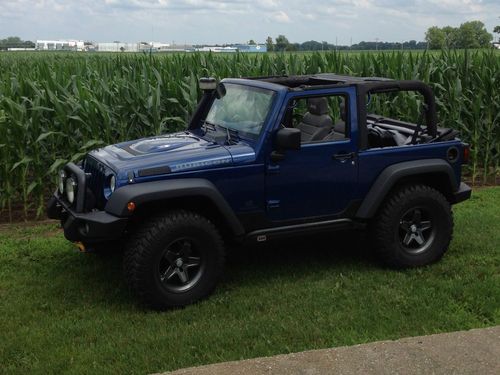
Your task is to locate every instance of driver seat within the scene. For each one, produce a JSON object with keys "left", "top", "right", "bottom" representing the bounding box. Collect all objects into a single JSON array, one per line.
[{"left": 297, "top": 97, "right": 333, "bottom": 142}]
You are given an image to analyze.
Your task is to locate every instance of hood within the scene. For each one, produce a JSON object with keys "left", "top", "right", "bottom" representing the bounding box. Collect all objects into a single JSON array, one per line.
[
  {"left": 122, "top": 134, "right": 204, "bottom": 155},
  {"left": 88, "top": 131, "right": 255, "bottom": 180}
]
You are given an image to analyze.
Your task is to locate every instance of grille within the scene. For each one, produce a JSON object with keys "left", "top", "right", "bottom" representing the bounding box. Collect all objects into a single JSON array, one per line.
[{"left": 83, "top": 157, "right": 107, "bottom": 209}]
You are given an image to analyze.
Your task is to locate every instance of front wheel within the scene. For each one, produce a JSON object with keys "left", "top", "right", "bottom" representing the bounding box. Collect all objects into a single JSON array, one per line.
[
  {"left": 371, "top": 185, "right": 453, "bottom": 268},
  {"left": 123, "top": 210, "right": 225, "bottom": 309}
]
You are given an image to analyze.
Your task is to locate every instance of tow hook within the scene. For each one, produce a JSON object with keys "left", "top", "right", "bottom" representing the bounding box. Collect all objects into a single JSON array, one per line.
[{"left": 74, "top": 241, "right": 87, "bottom": 252}]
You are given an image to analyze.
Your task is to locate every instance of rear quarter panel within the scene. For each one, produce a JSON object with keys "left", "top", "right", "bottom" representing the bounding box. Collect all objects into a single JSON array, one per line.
[{"left": 356, "top": 140, "right": 463, "bottom": 201}]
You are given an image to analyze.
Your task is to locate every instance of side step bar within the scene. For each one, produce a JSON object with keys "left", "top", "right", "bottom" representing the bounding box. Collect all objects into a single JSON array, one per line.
[{"left": 245, "top": 218, "right": 363, "bottom": 243}]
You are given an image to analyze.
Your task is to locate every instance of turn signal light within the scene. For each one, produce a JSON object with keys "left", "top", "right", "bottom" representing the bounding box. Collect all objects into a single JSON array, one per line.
[
  {"left": 462, "top": 144, "right": 470, "bottom": 164},
  {"left": 127, "top": 201, "right": 136, "bottom": 212}
]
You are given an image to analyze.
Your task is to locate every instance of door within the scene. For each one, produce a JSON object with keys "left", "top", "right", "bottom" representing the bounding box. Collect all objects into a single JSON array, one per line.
[{"left": 265, "top": 92, "right": 358, "bottom": 222}]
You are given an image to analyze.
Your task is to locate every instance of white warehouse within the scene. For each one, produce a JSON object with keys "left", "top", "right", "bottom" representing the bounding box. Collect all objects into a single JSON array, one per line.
[
  {"left": 36, "top": 40, "right": 85, "bottom": 51},
  {"left": 97, "top": 42, "right": 141, "bottom": 52}
]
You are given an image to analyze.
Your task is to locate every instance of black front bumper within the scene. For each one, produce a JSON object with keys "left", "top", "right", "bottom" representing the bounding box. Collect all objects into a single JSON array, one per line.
[
  {"left": 451, "top": 182, "right": 472, "bottom": 204},
  {"left": 47, "top": 193, "right": 128, "bottom": 243}
]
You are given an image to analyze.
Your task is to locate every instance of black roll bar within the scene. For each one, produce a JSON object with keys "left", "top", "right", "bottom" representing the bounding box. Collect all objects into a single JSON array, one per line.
[{"left": 360, "top": 80, "right": 437, "bottom": 137}]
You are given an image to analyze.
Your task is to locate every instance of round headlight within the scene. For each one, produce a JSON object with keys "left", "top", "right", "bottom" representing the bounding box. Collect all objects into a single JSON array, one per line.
[
  {"left": 110, "top": 175, "right": 116, "bottom": 193},
  {"left": 65, "top": 177, "right": 77, "bottom": 204},
  {"left": 59, "top": 170, "right": 66, "bottom": 194}
]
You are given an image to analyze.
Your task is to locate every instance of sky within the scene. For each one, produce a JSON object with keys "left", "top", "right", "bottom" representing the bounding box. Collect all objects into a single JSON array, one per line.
[{"left": 0, "top": 0, "right": 499, "bottom": 45}]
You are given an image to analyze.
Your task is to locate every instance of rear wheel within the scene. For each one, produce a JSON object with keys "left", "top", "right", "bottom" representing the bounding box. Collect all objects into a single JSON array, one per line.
[
  {"left": 123, "top": 210, "right": 225, "bottom": 309},
  {"left": 371, "top": 185, "right": 453, "bottom": 268}
]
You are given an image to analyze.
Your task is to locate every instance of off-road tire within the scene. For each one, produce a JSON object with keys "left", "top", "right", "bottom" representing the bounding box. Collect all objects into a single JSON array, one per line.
[
  {"left": 371, "top": 184, "right": 453, "bottom": 268},
  {"left": 123, "top": 210, "right": 225, "bottom": 309}
]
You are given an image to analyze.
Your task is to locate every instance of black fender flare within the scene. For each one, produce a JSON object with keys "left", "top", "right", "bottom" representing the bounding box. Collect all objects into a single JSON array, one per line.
[
  {"left": 355, "top": 159, "right": 458, "bottom": 219},
  {"left": 105, "top": 178, "right": 245, "bottom": 236}
]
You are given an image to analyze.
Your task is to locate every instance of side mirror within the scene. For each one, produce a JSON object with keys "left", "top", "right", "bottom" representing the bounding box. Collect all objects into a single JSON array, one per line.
[
  {"left": 215, "top": 83, "right": 226, "bottom": 99},
  {"left": 275, "top": 128, "right": 301, "bottom": 151}
]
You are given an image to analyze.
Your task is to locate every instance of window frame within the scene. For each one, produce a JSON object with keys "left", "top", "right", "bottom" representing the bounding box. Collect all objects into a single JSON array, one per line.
[{"left": 282, "top": 93, "right": 351, "bottom": 145}]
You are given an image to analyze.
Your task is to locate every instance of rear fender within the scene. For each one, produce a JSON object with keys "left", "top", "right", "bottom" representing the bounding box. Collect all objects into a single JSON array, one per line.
[{"left": 356, "top": 159, "right": 457, "bottom": 219}]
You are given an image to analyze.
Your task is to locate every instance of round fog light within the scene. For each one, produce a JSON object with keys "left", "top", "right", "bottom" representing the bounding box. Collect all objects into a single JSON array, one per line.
[{"left": 65, "top": 177, "right": 77, "bottom": 204}]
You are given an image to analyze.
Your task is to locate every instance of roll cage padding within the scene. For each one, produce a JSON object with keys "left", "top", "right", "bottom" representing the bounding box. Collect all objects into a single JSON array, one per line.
[
  {"left": 105, "top": 178, "right": 245, "bottom": 235},
  {"left": 355, "top": 159, "right": 457, "bottom": 219}
]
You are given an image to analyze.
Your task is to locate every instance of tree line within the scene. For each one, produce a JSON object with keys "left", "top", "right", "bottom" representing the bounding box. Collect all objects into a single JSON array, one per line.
[
  {"left": 425, "top": 21, "right": 493, "bottom": 49},
  {"left": 0, "top": 36, "right": 35, "bottom": 50},
  {"left": 265, "top": 36, "right": 428, "bottom": 52},
  {"left": 265, "top": 20, "right": 497, "bottom": 52}
]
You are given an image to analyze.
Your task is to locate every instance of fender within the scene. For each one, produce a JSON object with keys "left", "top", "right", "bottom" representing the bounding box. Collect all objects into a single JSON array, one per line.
[
  {"left": 355, "top": 159, "right": 457, "bottom": 219},
  {"left": 105, "top": 178, "right": 245, "bottom": 235}
]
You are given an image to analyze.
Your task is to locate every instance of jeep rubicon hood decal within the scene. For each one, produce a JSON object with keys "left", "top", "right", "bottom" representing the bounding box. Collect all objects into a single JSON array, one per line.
[
  {"left": 120, "top": 133, "right": 202, "bottom": 155},
  {"left": 88, "top": 131, "right": 255, "bottom": 177}
]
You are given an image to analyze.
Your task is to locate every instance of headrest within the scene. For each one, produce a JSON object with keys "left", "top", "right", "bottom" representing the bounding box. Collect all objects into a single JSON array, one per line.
[{"left": 307, "top": 97, "right": 329, "bottom": 115}]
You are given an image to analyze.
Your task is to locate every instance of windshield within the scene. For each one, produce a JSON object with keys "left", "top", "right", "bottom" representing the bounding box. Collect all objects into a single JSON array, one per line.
[{"left": 205, "top": 83, "right": 276, "bottom": 140}]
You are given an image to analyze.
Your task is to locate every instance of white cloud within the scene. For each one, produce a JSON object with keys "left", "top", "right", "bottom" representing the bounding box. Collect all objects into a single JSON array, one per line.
[
  {"left": 271, "top": 10, "right": 291, "bottom": 23},
  {"left": 0, "top": 0, "right": 498, "bottom": 44}
]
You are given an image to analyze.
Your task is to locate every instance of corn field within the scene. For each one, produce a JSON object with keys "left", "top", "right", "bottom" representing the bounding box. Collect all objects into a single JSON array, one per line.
[{"left": 0, "top": 50, "right": 498, "bottom": 220}]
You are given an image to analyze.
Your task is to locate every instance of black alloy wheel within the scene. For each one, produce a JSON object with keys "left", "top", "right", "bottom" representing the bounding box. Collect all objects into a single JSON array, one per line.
[
  {"left": 158, "top": 237, "right": 203, "bottom": 293},
  {"left": 124, "top": 210, "right": 225, "bottom": 309},
  {"left": 371, "top": 184, "right": 453, "bottom": 268},
  {"left": 398, "top": 207, "right": 435, "bottom": 254}
]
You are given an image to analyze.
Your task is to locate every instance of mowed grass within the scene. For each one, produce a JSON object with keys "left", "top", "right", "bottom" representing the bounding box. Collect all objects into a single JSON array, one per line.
[{"left": 0, "top": 188, "right": 499, "bottom": 374}]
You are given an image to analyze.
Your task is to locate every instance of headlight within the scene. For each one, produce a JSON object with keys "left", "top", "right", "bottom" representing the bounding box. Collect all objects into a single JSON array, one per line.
[
  {"left": 104, "top": 174, "right": 116, "bottom": 199},
  {"left": 59, "top": 170, "right": 66, "bottom": 194},
  {"left": 65, "top": 176, "right": 77, "bottom": 204}
]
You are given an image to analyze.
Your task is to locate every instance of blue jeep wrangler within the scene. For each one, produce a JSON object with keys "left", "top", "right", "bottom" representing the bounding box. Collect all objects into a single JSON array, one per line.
[{"left": 48, "top": 74, "right": 471, "bottom": 308}]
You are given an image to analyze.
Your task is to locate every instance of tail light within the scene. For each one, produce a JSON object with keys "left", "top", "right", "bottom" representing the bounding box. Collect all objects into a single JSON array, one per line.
[{"left": 462, "top": 144, "right": 470, "bottom": 164}]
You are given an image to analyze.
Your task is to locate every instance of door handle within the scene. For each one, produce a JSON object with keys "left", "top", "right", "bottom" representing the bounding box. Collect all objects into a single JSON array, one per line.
[{"left": 333, "top": 152, "right": 355, "bottom": 161}]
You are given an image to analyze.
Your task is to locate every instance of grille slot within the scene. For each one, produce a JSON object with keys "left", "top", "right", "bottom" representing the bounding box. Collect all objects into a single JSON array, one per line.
[{"left": 84, "top": 157, "right": 107, "bottom": 210}]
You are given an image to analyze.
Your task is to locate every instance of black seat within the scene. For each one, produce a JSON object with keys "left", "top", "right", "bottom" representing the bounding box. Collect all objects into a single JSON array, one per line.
[{"left": 297, "top": 98, "right": 333, "bottom": 142}]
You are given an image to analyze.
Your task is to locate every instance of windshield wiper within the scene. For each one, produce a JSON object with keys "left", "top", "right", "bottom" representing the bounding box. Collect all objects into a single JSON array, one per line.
[
  {"left": 216, "top": 124, "right": 240, "bottom": 145},
  {"left": 202, "top": 120, "right": 217, "bottom": 133}
]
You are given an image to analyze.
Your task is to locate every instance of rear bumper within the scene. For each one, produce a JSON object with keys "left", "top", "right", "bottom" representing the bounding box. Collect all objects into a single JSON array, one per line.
[
  {"left": 451, "top": 182, "right": 472, "bottom": 204},
  {"left": 47, "top": 193, "right": 127, "bottom": 243}
]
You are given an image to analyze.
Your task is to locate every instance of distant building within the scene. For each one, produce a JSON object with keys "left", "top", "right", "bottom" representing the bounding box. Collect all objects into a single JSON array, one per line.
[
  {"left": 493, "top": 43, "right": 500, "bottom": 50},
  {"left": 95, "top": 42, "right": 193, "bottom": 53},
  {"left": 36, "top": 40, "right": 85, "bottom": 51},
  {"left": 195, "top": 44, "right": 267, "bottom": 53},
  {"left": 97, "top": 42, "right": 140, "bottom": 52},
  {"left": 196, "top": 46, "right": 238, "bottom": 53},
  {"left": 142, "top": 43, "right": 193, "bottom": 52},
  {"left": 235, "top": 44, "right": 267, "bottom": 53},
  {"left": 7, "top": 47, "right": 36, "bottom": 51}
]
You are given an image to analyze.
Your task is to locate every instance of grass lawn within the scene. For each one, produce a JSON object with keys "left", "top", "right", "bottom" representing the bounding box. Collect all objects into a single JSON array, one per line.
[{"left": 1, "top": 187, "right": 499, "bottom": 374}]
